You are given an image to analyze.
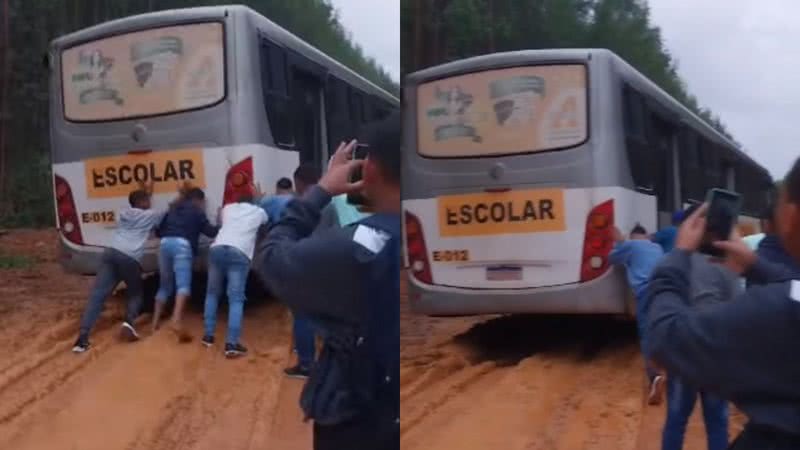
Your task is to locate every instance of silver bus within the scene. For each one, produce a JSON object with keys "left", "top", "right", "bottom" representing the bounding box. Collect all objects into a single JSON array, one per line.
[
  {"left": 402, "top": 49, "right": 772, "bottom": 316},
  {"left": 49, "top": 5, "right": 399, "bottom": 274}
]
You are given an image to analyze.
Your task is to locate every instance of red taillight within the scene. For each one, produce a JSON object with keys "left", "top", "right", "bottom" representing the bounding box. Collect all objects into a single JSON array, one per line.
[
  {"left": 54, "top": 175, "right": 83, "bottom": 245},
  {"left": 580, "top": 199, "right": 614, "bottom": 282},
  {"left": 223, "top": 157, "right": 254, "bottom": 205},
  {"left": 404, "top": 211, "right": 433, "bottom": 285}
]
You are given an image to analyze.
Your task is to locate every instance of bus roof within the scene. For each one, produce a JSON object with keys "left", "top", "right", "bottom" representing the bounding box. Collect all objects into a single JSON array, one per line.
[
  {"left": 405, "top": 49, "right": 769, "bottom": 179},
  {"left": 51, "top": 5, "right": 398, "bottom": 106}
]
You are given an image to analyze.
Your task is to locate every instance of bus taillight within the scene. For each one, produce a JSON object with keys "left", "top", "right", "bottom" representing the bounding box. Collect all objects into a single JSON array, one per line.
[
  {"left": 54, "top": 175, "right": 84, "bottom": 245},
  {"left": 405, "top": 211, "right": 433, "bottom": 285},
  {"left": 223, "top": 157, "right": 254, "bottom": 205},
  {"left": 580, "top": 199, "right": 614, "bottom": 282}
]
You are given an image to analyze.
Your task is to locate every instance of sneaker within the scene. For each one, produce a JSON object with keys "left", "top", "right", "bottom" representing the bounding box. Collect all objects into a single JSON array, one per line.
[
  {"left": 201, "top": 335, "right": 215, "bottom": 347},
  {"left": 283, "top": 364, "right": 310, "bottom": 380},
  {"left": 224, "top": 343, "right": 248, "bottom": 358},
  {"left": 648, "top": 375, "right": 666, "bottom": 405},
  {"left": 120, "top": 322, "right": 140, "bottom": 342},
  {"left": 72, "top": 336, "right": 90, "bottom": 353}
]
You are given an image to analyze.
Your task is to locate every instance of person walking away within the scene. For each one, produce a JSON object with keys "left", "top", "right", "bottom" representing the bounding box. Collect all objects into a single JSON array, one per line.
[
  {"left": 609, "top": 224, "right": 666, "bottom": 405},
  {"left": 652, "top": 211, "right": 684, "bottom": 253},
  {"left": 201, "top": 192, "right": 267, "bottom": 358},
  {"left": 72, "top": 185, "right": 167, "bottom": 353},
  {"left": 153, "top": 187, "right": 219, "bottom": 341},
  {"left": 660, "top": 205, "right": 740, "bottom": 450},
  {"left": 645, "top": 155, "right": 800, "bottom": 450},
  {"left": 254, "top": 112, "right": 401, "bottom": 450}
]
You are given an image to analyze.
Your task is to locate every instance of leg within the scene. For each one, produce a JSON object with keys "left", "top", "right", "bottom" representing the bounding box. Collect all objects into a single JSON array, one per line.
[
  {"left": 225, "top": 252, "right": 249, "bottom": 345},
  {"left": 118, "top": 254, "right": 144, "bottom": 327},
  {"left": 661, "top": 376, "right": 697, "bottom": 450},
  {"left": 293, "top": 313, "right": 316, "bottom": 369},
  {"left": 78, "top": 253, "right": 120, "bottom": 338},
  {"left": 153, "top": 243, "right": 175, "bottom": 332},
  {"left": 700, "top": 391, "right": 729, "bottom": 450},
  {"left": 203, "top": 248, "right": 225, "bottom": 339},
  {"left": 169, "top": 241, "right": 193, "bottom": 342}
]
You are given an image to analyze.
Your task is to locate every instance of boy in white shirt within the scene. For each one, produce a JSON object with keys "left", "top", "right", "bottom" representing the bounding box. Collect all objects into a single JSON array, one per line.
[{"left": 202, "top": 192, "right": 268, "bottom": 358}]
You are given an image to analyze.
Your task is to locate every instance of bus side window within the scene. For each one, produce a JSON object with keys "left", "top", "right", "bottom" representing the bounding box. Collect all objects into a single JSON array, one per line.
[
  {"left": 325, "top": 77, "right": 355, "bottom": 155},
  {"left": 680, "top": 131, "right": 704, "bottom": 204},
  {"left": 622, "top": 85, "right": 653, "bottom": 192},
  {"left": 260, "top": 38, "right": 294, "bottom": 149}
]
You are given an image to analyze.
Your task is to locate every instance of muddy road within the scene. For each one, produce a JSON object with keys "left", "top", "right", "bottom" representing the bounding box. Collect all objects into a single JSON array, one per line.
[
  {"left": 400, "top": 278, "right": 746, "bottom": 450},
  {"left": 0, "top": 230, "right": 310, "bottom": 450}
]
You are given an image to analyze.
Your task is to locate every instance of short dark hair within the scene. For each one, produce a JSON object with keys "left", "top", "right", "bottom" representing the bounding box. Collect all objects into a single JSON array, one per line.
[
  {"left": 129, "top": 189, "right": 150, "bottom": 207},
  {"left": 276, "top": 177, "right": 293, "bottom": 190},
  {"left": 786, "top": 156, "right": 800, "bottom": 204},
  {"left": 185, "top": 187, "right": 205, "bottom": 202},
  {"left": 293, "top": 164, "right": 320, "bottom": 185},
  {"left": 631, "top": 224, "right": 647, "bottom": 235},
  {"left": 358, "top": 111, "right": 400, "bottom": 184}
]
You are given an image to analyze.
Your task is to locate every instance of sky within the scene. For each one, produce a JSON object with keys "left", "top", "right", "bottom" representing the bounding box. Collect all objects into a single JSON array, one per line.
[
  {"left": 329, "top": 0, "right": 400, "bottom": 82},
  {"left": 649, "top": 0, "right": 798, "bottom": 179}
]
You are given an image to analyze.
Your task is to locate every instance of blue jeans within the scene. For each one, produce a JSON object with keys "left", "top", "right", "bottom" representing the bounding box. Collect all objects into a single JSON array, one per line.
[
  {"left": 156, "top": 237, "right": 193, "bottom": 302},
  {"left": 293, "top": 313, "right": 316, "bottom": 368},
  {"left": 635, "top": 289, "right": 658, "bottom": 380},
  {"left": 204, "top": 245, "right": 250, "bottom": 344},
  {"left": 662, "top": 376, "right": 728, "bottom": 450}
]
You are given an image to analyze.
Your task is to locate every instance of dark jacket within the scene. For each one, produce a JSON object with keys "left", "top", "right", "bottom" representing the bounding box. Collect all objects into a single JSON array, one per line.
[
  {"left": 645, "top": 249, "right": 800, "bottom": 435},
  {"left": 754, "top": 235, "right": 800, "bottom": 281},
  {"left": 253, "top": 185, "right": 400, "bottom": 430},
  {"left": 156, "top": 200, "right": 218, "bottom": 253}
]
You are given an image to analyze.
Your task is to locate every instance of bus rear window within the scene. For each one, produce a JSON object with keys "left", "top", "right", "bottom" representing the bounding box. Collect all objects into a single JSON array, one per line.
[
  {"left": 61, "top": 22, "right": 225, "bottom": 122},
  {"left": 416, "top": 64, "right": 588, "bottom": 158}
]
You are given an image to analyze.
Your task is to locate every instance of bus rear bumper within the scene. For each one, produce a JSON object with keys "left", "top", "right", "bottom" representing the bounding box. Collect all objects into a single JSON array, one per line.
[
  {"left": 58, "top": 236, "right": 208, "bottom": 275},
  {"left": 407, "top": 268, "right": 631, "bottom": 316}
]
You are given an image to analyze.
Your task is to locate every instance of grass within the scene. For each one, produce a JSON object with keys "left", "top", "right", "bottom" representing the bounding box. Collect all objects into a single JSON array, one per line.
[{"left": 0, "top": 252, "right": 34, "bottom": 269}]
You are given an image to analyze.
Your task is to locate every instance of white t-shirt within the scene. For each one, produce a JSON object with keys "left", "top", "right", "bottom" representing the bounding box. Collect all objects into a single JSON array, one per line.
[{"left": 211, "top": 202, "right": 268, "bottom": 260}]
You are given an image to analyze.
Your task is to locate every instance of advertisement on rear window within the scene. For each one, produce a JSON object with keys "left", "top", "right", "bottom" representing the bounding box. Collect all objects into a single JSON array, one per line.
[
  {"left": 61, "top": 22, "right": 225, "bottom": 121},
  {"left": 416, "top": 65, "right": 587, "bottom": 157}
]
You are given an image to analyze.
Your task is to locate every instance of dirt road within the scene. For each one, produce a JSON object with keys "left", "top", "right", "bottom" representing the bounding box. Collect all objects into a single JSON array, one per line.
[
  {"left": 0, "top": 230, "right": 310, "bottom": 450},
  {"left": 400, "top": 279, "right": 746, "bottom": 450}
]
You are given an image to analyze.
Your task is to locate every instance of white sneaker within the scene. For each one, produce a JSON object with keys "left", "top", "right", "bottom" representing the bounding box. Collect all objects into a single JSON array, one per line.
[{"left": 120, "top": 322, "right": 140, "bottom": 342}]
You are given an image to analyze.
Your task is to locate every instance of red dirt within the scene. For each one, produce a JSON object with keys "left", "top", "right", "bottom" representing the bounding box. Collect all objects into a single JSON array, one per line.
[{"left": 0, "top": 229, "right": 310, "bottom": 450}]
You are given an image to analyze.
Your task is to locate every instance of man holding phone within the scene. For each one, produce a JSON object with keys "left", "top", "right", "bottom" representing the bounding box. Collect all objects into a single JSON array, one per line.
[
  {"left": 644, "top": 157, "right": 800, "bottom": 449},
  {"left": 254, "top": 113, "right": 400, "bottom": 450}
]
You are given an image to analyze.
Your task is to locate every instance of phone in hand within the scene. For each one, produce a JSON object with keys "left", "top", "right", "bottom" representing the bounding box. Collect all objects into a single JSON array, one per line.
[
  {"left": 698, "top": 188, "right": 741, "bottom": 257},
  {"left": 347, "top": 143, "right": 369, "bottom": 206}
]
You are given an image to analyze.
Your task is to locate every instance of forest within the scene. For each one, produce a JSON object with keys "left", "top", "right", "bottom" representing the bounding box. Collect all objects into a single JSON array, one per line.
[{"left": 0, "top": 0, "right": 397, "bottom": 227}]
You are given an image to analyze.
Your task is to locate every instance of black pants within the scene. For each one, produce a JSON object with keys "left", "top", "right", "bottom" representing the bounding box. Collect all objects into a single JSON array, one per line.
[
  {"left": 313, "top": 414, "right": 399, "bottom": 450},
  {"left": 78, "top": 248, "right": 143, "bottom": 336},
  {"left": 729, "top": 424, "right": 800, "bottom": 450}
]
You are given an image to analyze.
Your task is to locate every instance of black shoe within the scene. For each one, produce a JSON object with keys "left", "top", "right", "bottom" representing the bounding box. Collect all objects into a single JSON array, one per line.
[
  {"left": 283, "top": 364, "right": 310, "bottom": 379},
  {"left": 224, "top": 342, "right": 248, "bottom": 358},
  {"left": 120, "top": 322, "right": 140, "bottom": 342},
  {"left": 201, "top": 335, "right": 215, "bottom": 347},
  {"left": 72, "top": 335, "right": 90, "bottom": 353}
]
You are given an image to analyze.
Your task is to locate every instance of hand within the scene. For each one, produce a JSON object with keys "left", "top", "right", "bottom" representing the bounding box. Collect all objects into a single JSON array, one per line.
[
  {"left": 713, "top": 229, "right": 757, "bottom": 275},
  {"left": 612, "top": 226, "right": 624, "bottom": 243},
  {"left": 253, "top": 182, "right": 265, "bottom": 200},
  {"left": 675, "top": 203, "right": 708, "bottom": 251},
  {"left": 137, "top": 180, "right": 155, "bottom": 195},
  {"left": 319, "top": 140, "right": 365, "bottom": 196}
]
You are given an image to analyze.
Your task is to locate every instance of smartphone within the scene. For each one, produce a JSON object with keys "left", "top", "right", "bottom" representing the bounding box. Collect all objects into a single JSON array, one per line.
[
  {"left": 347, "top": 143, "right": 369, "bottom": 205},
  {"left": 698, "top": 188, "right": 741, "bottom": 257}
]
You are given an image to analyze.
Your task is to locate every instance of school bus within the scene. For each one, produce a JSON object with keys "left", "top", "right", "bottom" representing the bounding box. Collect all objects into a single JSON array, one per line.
[
  {"left": 49, "top": 5, "right": 398, "bottom": 274},
  {"left": 402, "top": 49, "right": 772, "bottom": 316}
]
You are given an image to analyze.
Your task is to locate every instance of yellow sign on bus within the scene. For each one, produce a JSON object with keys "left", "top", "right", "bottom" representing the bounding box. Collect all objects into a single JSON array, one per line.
[
  {"left": 84, "top": 149, "right": 206, "bottom": 199},
  {"left": 437, "top": 188, "right": 566, "bottom": 237}
]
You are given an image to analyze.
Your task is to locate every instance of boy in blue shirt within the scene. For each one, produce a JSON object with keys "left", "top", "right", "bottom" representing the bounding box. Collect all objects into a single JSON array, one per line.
[{"left": 609, "top": 224, "right": 665, "bottom": 404}]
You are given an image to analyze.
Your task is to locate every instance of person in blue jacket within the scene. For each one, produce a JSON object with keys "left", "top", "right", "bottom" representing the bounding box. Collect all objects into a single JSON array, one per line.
[
  {"left": 652, "top": 210, "right": 683, "bottom": 253},
  {"left": 645, "top": 156, "right": 800, "bottom": 449}
]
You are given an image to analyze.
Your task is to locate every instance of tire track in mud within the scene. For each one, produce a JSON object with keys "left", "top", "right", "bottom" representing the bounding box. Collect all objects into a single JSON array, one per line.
[{"left": 400, "top": 301, "right": 745, "bottom": 450}]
